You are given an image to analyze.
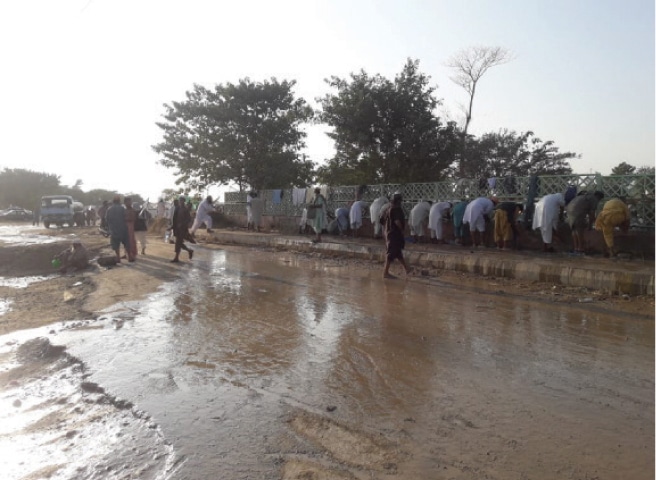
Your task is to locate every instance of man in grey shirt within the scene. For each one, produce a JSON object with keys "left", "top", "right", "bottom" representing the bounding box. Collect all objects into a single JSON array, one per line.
[{"left": 565, "top": 191, "right": 604, "bottom": 253}]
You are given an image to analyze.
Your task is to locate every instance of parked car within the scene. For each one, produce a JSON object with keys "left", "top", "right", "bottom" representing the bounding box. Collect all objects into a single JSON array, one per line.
[{"left": 0, "top": 207, "right": 33, "bottom": 222}]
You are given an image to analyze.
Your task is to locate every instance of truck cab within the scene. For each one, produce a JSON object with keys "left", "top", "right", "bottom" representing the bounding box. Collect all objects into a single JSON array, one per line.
[{"left": 41, "top": 195, "right": 75, "bottom": 228}]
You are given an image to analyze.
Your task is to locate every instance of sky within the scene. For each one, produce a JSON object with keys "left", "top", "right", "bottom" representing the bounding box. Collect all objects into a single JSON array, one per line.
[{"left": 0, "top": 0, "right": 653, "bottom": 201}]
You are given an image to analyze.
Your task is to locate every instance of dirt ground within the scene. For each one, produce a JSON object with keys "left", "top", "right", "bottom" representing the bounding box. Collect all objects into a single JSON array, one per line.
[
  {"left": 0, "top": 225, "right": 653, "bottom": 337},
  {"left": 0, "top": 225, "right": 654, "bottom": 480}
]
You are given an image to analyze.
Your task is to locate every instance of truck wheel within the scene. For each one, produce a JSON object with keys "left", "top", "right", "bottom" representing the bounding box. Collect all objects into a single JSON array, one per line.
[{"left": 44, "top": 221, "right": 50, "bottom": 229}]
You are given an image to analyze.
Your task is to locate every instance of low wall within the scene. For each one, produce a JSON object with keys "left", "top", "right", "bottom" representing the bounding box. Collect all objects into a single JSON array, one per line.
[{"left": 222, "top": 213, "right": 655, "bottom": 259}]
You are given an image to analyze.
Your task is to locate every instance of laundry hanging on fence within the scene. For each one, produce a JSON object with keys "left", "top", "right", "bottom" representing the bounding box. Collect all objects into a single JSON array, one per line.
[{"left": 271, "top": 190, "right": 283, "bottom": 204}]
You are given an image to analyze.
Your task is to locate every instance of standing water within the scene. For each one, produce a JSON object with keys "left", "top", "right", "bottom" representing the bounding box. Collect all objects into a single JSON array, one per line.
[{"left": 0, "top": 246, "right": 653, "bottom": 479}]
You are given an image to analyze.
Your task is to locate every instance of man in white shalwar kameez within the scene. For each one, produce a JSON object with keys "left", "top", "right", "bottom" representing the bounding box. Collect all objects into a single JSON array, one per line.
[
  {"left": 532, "top": 193, "right": 565, "bottom": 252},
  {"left": 369, "top": 196, "right": 389, "bottom": 239},
  {"left": 463, "top": 197, "right": 496, "bottom": 247},
  {"left": 428, "top": 201, "right": 452, "bottom": 243},
  {"left": 409, "top": 200, "right": 432, "bottom": 242},
  {"left": 190, "top": 195, "right": 215, "bottom": 235},
  {"left": 349, "top": 200, "right": 369, "bottom": 237}
]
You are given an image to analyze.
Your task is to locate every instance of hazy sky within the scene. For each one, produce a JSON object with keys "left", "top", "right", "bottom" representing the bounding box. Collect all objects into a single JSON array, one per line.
[{"left": 1, "top": 0, "right": 653, "bottom": 201}]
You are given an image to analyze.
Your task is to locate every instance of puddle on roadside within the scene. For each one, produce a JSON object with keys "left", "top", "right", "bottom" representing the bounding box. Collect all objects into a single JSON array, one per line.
[
  {"left": 0, "top": 298, "right": 11, "bottom": 316},
  {"left": 0, "top": 225, "right": 66, "bottom": 246},
  {"left": 0, "top": 275, "right": 55, "bottom": 288}
]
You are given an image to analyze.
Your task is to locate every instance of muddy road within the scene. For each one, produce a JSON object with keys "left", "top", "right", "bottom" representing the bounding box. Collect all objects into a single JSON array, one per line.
[{"left": 0, "top": 226, "right": 654, "bottom": 479}]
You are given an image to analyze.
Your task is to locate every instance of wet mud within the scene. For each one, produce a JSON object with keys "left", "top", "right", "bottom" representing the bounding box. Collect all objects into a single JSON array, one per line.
[{"left": 0, "top": 229, "right": 653, "bottom": 479}]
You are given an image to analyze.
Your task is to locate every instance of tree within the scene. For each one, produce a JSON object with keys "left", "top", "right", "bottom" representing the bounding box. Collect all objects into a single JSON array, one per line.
[
  {"left": 0, "top": 168, "right": 61, "bottom": 209},
  {"left": 445, "top": 46, "right": 513, "bottom": 176},
  {"left": 317, "top": 59, "right": 459, "bottom": 185},
  {"left": 464, "top": 130, "right": 576, "bottom": 178},
  {"left": 153, "top": 78, "right": 315, "bottom": 192},
  {"left": 636, "top": 165, "right": 655, "bottom": 175},
  {"left": 611, "top": 162, "right": 637, "bottom": 175}
]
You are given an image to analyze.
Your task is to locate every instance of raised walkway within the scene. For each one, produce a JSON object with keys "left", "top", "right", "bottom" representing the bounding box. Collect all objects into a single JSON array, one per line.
[{"left": 204, "top": 229, "right": 655, "bottom": 296}]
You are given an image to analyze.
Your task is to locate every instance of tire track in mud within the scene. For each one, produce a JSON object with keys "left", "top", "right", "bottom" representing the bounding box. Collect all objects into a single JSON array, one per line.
[
  {"left": 284, "top": 409, "right": 408, "bottom": 478},
  {"left": 0, "top": 337, "right": 182, "bottom": 480}
]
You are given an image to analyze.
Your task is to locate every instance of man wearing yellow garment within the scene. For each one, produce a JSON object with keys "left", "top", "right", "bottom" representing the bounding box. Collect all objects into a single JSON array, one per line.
[{"left": 595, "top": 198, "right": 630, "bottom": 257}]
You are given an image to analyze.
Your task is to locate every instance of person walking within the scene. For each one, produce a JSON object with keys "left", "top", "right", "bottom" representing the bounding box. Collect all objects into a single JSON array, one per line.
[
  {"left": 134, "top": 204, "right": 152, "bottom": 255},
  {"left": 98, "top": 200, "right": 110, "bottom": 233},
  {"left": 595, "top": 198, "right": 630, "bottom": 257},
  {"left": 124, "top": 197, "right": 138, "bottom": 260},
  {"left": 171, "top": 196, "right": 194, "bottom": 263},
  {"left": 566, "top": 191, "right": 604, "bottom": 254},
  {"left": 105, "top": 195, "right": 133, "bottom": 263},
  {"left": 190, "top": 195, "right": 215, "bottom": 236},
  {"left": 428, "top": 201, "right": 452, "bottom": 244},
  {"left": 381, "top": 193, "right": 411, "bottom": 279},
  {"left": 308, "top": 188, "right": 327, "bottom": 243},
  {"left": 532, "top": 193, "right": 565, "bottom": 252},
  {"left": 156, "top": 198, "right": 166, "bottom": 219},
  {"left": 250, "top": 195, "right": 264, "bottom": 231}
]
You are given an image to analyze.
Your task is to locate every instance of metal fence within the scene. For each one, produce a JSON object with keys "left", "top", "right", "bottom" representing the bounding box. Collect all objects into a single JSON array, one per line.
[{"left": 221, "top": 174, "right": 656, "bottom": 228}]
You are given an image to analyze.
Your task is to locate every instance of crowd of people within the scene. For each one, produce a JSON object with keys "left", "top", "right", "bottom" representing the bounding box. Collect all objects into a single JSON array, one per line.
[
  {"left": 50, "top": 187, "right": 632, "bottom": 276},
  {"left": 298, "top": 187, "right": 632, "bottom": 278}
]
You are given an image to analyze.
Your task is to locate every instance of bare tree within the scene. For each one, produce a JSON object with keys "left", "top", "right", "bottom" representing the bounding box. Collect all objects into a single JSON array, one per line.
[{"left": 446, "top": 46, "right": 513, "bottom": 176}]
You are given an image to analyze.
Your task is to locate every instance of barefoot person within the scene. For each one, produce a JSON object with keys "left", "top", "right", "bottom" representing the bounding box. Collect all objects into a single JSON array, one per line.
[{"left": 381, "top": 193, "right": 411, "bottom": 279}]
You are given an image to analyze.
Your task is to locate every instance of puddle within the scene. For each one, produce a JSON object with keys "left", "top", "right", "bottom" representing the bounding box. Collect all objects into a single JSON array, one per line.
[
  {"left": 0, "top": 275, "right": 55, "bottom": 288},
  {"left": 0, "top": 225, "right": 65, "bottom": 245},
  {"left": 0, "top": 298, "right": 11, "bottom": 316},
  {"left": 0, "top": 247, "right": 653, "bottom": 479}
]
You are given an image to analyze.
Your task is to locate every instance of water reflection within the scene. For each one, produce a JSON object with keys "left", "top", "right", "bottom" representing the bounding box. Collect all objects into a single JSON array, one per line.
[{"left": 1, "top": 245, "right": 652, "bottom": 479}]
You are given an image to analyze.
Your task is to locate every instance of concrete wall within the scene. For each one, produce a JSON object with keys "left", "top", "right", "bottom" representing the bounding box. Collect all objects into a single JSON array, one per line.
[{"left": 221, "top": 213, "right": 655, "bottom": 259}]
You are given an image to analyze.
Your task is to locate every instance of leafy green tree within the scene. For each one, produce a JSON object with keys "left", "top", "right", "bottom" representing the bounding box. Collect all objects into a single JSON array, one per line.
[
  {"left": 317, "top": 59, "right": 459, "bottom": 185},
  {"left": 464, "top": 130, "right": 576, "bottom": 178},
  {"left": 0, "top": 168, "right": 61, "bottom": 210},
  {"left": 611, "top": 162, "right": 637, "bottom": 175},
  {"left": 153, "top": 78, "right": 315, "bottom": 192},
  {"left": 636, "top": 165, "right": 655, "bottom": 175}
]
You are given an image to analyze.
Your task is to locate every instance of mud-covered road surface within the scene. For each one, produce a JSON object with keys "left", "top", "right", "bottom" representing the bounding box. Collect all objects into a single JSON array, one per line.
[{"left": 0, "top": 226, "right": 654, "bottom": 479}]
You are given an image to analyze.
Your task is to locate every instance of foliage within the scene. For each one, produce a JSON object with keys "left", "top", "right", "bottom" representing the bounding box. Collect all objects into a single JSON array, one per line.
[
  {"left": 0, "top": 168, "right": 61, "bottom": 209},
  {"left": 153, "top": 78, "right": 315, "bottom": 192},
  {"left": 462, "top": 130, "right": 576, "bottom": 178},
  {"left": 0, "top": 168, "right": 144, "bottom": 209},
  {"left": 316, "top": 59, "right": 459, "bottom": 185},
  {"left": 636, "top": 165, "right": 655, "bottom": 175},
  {"left": 611, "top": 162, "right": 637, "bottom": 175},
  {"left": 611, "top": 162, "right": 654, "bottom": 176}
]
